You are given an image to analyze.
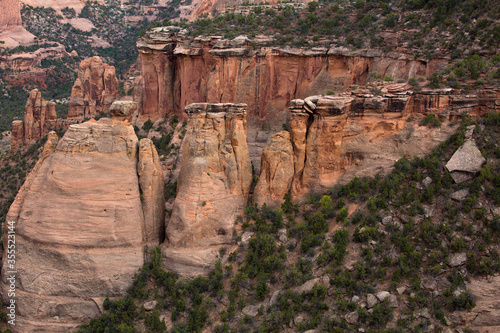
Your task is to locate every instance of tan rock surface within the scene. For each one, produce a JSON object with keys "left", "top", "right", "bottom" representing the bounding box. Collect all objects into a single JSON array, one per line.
[
  {"left": 138, "top": 138, "right": 165, "bottom": 247},
  {"left": 162, "top": 103, "right": 252, "bottom": 276},
  {"left": 253, "top": 131, "right": 294, "bottom": 208},
  {"left": 0, "top": 0, "right": 22, "bottom": 30},
  {"left": 2, "top": 116, "right": 164, "bottom": 331},
  {"left": 68, "top": 56, "right": 119, "bottom": 119}
]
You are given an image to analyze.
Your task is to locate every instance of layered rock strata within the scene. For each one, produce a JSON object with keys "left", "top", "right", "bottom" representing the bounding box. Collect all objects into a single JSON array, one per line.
[
  {"left": 10, "top": 89, "right": 57, "bottom": 150},
  {"left": 68, "top": 56, "right": 119, "bottom": 119},
  {"left": 137, "top": 28, "right": 450, "bottom": 123},
  {"left": 253, "top": 88, "right": 498, "bottom": 205},
  {"left": 162, "top": 103, "right": 252, "bottom": 276},
  {"left": 2, "top": 103, "right": 164, "bottom": 332}
]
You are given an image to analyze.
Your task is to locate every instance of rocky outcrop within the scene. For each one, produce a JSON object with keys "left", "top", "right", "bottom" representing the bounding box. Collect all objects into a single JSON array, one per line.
[
  {"left": 254, "top": 91, "right": 475, "bottom": 206},
  {"left": 10, "top": 89, "right": 57, "bottom": 150},
  {"left": 137, "top": 29, "right": 452, "bottom": 124},
  {"left": 162, "top": 103, "right": 252, "bottom": 276},
  {"left": 253, "top": 131, "right": 294, "bottom": 207},
  {"left": 1, "top": 107, "right": 164, "bottom": 332},
  {"left": 68, "top": 56, "right": 119, "bottom": 119},
  {"left": 0, "top": 0, "right": 22, "bottom": 31}
]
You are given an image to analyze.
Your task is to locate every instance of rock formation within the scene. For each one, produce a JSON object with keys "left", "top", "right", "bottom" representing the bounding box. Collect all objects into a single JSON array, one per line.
[
  {"left": 138, "top": 138, "right": 166, "bottom": 247},
  {"left": 1, "top": 101, "right": 164, "bottom": 332},
  {"left": 253, "top": 131, "right": 294, "bottom": 208},
  {"left": 0, "top": 0, "right": 22, "bottom": 31},
  {"left": 162, "top": 103, "right": 252, "bottom": 276},
  {"left": 0, "top": 44, "right": 72, "bottom": 71},
  {"left": 10, "top": 89, "right": 57, "bottom": 150},
  {"left": 137, "top": 29, "right": 450, "bottom": 124},
  {"left": 68, "top": 56, "right": 119, "bottom": 119},
  {"left": 253, "top": 89, "right": 490, "bottom": 206}
]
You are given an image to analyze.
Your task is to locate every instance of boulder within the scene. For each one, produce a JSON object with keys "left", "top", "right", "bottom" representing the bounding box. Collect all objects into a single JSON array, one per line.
[
  {"left": 446, "top": 140, "right": 486, "bottom": 183},
  {"left": 110, "top": 101, "right": 138, "bottom": 118},
  {"left": 144, "top": 300, "right": 157, "bottom": 311},
  {"left": 450, "top": 189, "right": 470, "bottom": 201},
  {"left": 367, "top": 294, "right": 378, "bottom": 308},
  {"left": 345, "top": 311, "right": 359, "bottom": 324},
  {"left": 11, "top": 89, "right": 57, "bottom": 150},
  {"left": 450, "top": 253, "right": 467, "bottom": 267}
]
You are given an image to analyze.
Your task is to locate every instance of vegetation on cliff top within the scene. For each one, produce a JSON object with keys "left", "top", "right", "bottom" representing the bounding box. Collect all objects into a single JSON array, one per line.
[
  {"left": 150, "top": 0, "right": 499, "bottom": 60},
  {"left": 77, "top": 112, "right": 500, "bottom": 332}
]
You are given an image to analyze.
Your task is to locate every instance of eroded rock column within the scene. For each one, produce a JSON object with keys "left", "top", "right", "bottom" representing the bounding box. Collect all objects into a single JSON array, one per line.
[
  {"left": 162, "top": 103, "right": 252, "bottom": 276},
  {"left": 68, "top": 56, "right": 119, "bottom": 119},
  {"left": 2, "top": 103, "right": 164, "bottom": 332}
]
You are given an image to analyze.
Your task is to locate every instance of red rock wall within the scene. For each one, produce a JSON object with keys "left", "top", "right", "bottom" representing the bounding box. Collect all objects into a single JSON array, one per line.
[{"left": 139, "top": 47, "right": 373, "bottom": 124}]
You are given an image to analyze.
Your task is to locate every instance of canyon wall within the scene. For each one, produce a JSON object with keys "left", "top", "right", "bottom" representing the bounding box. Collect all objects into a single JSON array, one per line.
[
  {"left": 68, "top": 56, "right": 120, "bottom": 119},
  {"left": 1, "top": 103, "right": 164, "bottom": 332},
  {"left": 254, "top": 86, "right": 500, "bottom": 206},
  {"left": 10, "top": 89, "right": 57, "bottom": 150},
  {"left": 137, "top": 29, "right": 449, "bottom": 125},
  {"left": 162, "top": 103, "right": 252, "bottom": 276}
]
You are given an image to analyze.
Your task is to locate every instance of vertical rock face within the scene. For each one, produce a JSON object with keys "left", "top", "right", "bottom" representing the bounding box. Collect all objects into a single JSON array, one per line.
[
  {"left": 68, "top": 56, "right": 119, "bottom": 119},
  {"left": 9, "top": 120, "right": 24, "bottom": 151},
  {"left": 2, "top": 107, "right": 164, "bottom": 332},
  {"left": 10, "top": 89, "right": 57, "bottom": 150},
  {"left": 255, "top": 92, "right": 464, "bottom": 206},
  {"left": 0, "top": 0, "right": 22, "bottom": 30},
  {"left": 162, "top": 103, "right": 252, "bottom": 276},
  {"left": 138, "top": 138, "right": 166, "bottom": 247},
  {"left": 253, "top": 131, "right": 294, "bottom": 208},
  {"left": 137, "top": 33, "right": 374, "bottom": 123}
]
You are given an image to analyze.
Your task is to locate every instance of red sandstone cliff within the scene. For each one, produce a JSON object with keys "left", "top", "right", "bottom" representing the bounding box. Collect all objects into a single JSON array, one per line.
[
  {"left": 253, "top": 86, "right": 499, "bottom": 206},
  {"left": 137, "top": 29, "right": 449, "bottom": 125}
]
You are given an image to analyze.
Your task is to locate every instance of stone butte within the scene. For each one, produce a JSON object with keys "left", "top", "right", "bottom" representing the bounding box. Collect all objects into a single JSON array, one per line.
[
  {"left": 1, "top": 101, "right": 164, "bottom": 332},
  {"left": 68, "top": 56, "right": 120, "bottom": 119},
  {"left": 162, "top": 103, "right": 252, "bottom": 276},
  {"left": 10, "top": 89, "right": 57, "bottom": 151}
]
